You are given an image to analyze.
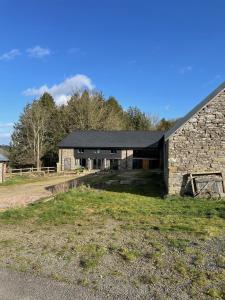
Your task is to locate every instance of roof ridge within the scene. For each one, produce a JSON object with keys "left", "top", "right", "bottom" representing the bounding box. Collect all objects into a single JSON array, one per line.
[
  {"left": 165, "top": 80, "right": 225, "bottom": 140},
  {"left": 70, "top": 130, "right": 164, "bottom": 132}
]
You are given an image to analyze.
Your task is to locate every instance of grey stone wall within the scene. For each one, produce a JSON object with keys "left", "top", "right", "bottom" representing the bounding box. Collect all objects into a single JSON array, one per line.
[
  {"left": 166, "top": 89, "right": 225, "bottom": 195},
  {"left": 58, "top": 148, "right": 134, "bottom": 171},
  {"left": 58, "top": 149, "right": 76, "bottom": 171}
]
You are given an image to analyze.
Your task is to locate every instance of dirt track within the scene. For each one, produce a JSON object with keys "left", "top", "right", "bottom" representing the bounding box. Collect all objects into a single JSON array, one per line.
[{"left": 0, "top": 175, "right": 81, "bottom": 210}]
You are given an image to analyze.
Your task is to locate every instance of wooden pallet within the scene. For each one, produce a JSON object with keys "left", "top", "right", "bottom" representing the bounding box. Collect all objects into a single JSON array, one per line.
[{"left": 189, "top": 172, "right": 225, "bottom": 198}]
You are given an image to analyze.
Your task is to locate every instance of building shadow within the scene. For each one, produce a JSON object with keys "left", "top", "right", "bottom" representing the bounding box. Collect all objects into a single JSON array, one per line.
[{"left": 46, "top": 170, "right": 165, "bottom": 198}]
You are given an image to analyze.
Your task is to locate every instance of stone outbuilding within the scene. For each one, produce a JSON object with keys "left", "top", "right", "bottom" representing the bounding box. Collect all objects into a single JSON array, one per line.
[
  {"left": 57, "top": 131, "right": 164, "bottom": 172},
  {"left": 164, "top": 81, "right": 225, "bottom": 195},
  {"left": 0, "top": 154, "right": 9, "bottom": 183}
]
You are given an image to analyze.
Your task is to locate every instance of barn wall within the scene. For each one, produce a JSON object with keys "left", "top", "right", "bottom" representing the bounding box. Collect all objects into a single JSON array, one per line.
[
  {"left": 0, "top": 162, "right": 3, "bottom": 183},
  {"left": 58, "top": 148, "right": 76, "bottom": 171},
  {"left": 57, "top": 148, "right": 134, "bottom": 171},
  {"left": 167, "top": 89, "right": 225, "bottom": 195}
]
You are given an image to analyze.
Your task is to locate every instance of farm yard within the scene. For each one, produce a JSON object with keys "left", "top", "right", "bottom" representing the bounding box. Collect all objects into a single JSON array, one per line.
[{"left": 0, "top": 170, "right": 224, "bottom": 299}]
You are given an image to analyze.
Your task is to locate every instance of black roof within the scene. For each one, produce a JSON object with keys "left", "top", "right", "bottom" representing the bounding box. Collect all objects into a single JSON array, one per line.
[
  {"left": 165, "top": 81, "right": 225, "bottom": 140},
  {"left": 58, "top": 130, "right": 164, "bottom": 149}
]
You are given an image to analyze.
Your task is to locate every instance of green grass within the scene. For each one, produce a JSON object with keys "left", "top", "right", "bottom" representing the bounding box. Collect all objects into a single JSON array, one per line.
[
  {"left": 79, "top": 244, "right": 107, "bottom": 269},
  {"left": 1, "top": 187, "right": 224, "bottom": 238},
  {"left": 0, "top": 170, "right": 224, "bottom": 298},
  {"left": 0, "top": 175, "right": 43, "bottom": 186}
]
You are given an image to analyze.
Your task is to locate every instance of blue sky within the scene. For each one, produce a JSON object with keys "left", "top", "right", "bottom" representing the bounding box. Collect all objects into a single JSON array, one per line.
[{"left": 0, "top": 0, "right": 225, "bottom": 144}]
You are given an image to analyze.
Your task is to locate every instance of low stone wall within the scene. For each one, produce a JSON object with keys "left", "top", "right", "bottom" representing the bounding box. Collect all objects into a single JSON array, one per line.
[{"left": 46, "top": 178, "right": 81, "bottom": 193}]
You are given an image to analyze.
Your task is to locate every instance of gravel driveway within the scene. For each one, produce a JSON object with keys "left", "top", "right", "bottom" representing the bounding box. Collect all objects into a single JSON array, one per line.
[
  {"left": 0, "top": 174, "right": 85, "bottom": 210},
  {"left": 0, "top": 269, "right": 105, "bottom": 300}
]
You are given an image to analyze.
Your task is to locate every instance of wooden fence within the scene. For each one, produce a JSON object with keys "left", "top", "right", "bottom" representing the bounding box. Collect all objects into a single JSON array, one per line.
[{"left": 7, "top": 167, "right": 56, "bottom": 176}]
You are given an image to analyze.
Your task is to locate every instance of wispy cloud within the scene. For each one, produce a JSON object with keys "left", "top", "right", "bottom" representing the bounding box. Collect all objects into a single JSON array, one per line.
[
  {"left": 26, "top": 46, "right": 51, "bottom": 58},
  {"left": 23, "top": 74, "right": 95, "bottom": 105},
  {"left": 0, "top": 133, "right": 11, "bottom": 138},
  {"left": 0, "top": 123, "right": 14, "bottom": 128},
  {"left": 0, "top": 123, "right": 14, "bottom": 144},
  {"left": 68, "top": 47, "right": 80, "bottom": 54},
  {"left": 179, "top": 65, "right": 193, "bottom": 74},
  {"left": 164, "top": 104, "right": 171, "bottom": 111},
  {"left": 67, "top": 47, "right": 86, "bottom": 56},
  {"left": 0, "top": 133, "right": 11, "bottom": 145},
  {"left": 202, "top": 75, "right": 221, "bottom": 88},
  {"left": 0, "top": 49, "right": 21, "bottom": 61},
  {"left": 128, "top": 59, "right": 137, "bottom": 65}
]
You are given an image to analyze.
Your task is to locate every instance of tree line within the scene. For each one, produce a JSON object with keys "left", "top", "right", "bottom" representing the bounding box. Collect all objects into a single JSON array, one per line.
[{"left": 10, "top": 91, "right": 176, "bottom": 168}]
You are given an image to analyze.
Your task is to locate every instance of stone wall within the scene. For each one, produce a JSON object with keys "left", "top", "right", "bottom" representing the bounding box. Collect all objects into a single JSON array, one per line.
[
  {"left": 58, "top": 148, "right": 134, "bottom": 171},
  {"left": 0, "top": 162, "right": 3, "bottom": 183},
  {"left": 120, "top": 150, "right": 133, "bottom": 169},
  {"left": 58, "top": 148, "right": 76, "bottom": 171},
  {"left": 166, "top": 89, "right": 225, "bottom": 195}
]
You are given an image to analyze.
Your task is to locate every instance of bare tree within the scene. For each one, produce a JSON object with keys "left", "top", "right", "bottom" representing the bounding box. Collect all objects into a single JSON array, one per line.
[
  {"left": 11, "top": 101, "right": 48, "bottom": 169},
  {"left": 26, "top": 101, "right": 48, "bottom": 169}
]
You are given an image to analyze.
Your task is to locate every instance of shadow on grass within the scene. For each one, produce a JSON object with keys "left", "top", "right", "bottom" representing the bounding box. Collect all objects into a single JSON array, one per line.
[{"left": 46, "top": 170, "right": 165, "bottom": 198}]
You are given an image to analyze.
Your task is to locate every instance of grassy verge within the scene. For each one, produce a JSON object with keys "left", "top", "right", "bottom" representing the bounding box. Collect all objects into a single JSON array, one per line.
[
  {"left": 0, "top": 171, "right": 224, "bottom": 299},
  {"left": 0, "top": 175, "right": 45, "bottom": 186}
]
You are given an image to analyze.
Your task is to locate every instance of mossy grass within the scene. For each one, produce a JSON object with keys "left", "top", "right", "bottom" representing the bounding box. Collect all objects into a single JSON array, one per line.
[{"left": 1, "top": 185, "right": 224, "bottom": 239}]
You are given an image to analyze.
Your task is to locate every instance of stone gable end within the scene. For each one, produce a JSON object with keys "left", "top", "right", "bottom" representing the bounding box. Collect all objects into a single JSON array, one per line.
[{"left": 167, "top": 88, "right": 225, "bottom": 195}]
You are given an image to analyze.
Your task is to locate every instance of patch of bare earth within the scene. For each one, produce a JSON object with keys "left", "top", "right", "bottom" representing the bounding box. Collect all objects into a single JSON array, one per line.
[{"left": 0, "top": 172, "right": 93, "bottom": 209}]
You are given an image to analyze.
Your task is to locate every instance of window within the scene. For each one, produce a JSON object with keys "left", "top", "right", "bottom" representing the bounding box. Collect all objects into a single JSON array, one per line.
[
  {"left": 94, "top": 149, "right": 101, "bottom": 154},
  {"left": 77, "top": 148, "right": 84, "bottom": 154},
  {"left": 110, "top": 149, "right": 117, "bottom": 154}
]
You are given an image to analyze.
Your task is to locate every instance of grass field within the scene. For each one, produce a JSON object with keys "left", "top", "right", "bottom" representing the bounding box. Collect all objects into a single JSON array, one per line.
[{"left": 0, "top": 171, "right": 224, "bottom": 299}]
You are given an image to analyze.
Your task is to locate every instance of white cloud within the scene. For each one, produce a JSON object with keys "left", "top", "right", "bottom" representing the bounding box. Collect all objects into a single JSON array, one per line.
[
  {"left": 0, "top": 123, "right": 14, "bottom": 128},
  {"left": 0, "top": 133, "right": 11, "bottom": 138},
  {"left": 26, "top": 46, "right": 51, "bottom": 58},
  {"left": 0, "top": 133, "right": 11, "bottom": 145},
  {"left": 164, "top": 104, "right": 171, "bottom": 111},
  {"left": 179, "top": 65, "right": 193, "bottom": 74},
  {"left": 0, "top": 49, "right": 21, "bottom": 61},
  {"left": 0, "top": 123, "right": 13, "bottom": 144},
  {"left": 23, "top": 74, "right": 95, "bottom": 105}
]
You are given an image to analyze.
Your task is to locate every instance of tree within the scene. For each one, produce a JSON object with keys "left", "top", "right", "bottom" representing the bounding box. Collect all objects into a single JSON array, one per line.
[
  {"left": 39, "top": 93, "right": 62, "bottom": 166},
  {"left": 64, "top": 91, "right": 125, "bottom": 132},
  {"left": 125, "top": 106, "right": 153, "bottom": 130},
  {"left": 106, "top": 97, "right": 123, "bottom": 114},
  {"left": 10, "top": 98, "right": 51, "bottom": 168},
  {"left": 156, "top": 118, "right": 176, "bottom": 131},
  {"left": 10, "top": 90, "right": 173, "bottom": 168}
]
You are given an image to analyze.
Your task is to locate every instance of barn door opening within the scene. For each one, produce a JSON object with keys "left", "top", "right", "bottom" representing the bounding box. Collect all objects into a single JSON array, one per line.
[{"left": 64, "top": 158, "right": 71, "bottom": 170}]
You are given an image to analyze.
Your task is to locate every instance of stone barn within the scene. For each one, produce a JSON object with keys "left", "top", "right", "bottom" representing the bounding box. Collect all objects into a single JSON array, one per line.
[
  {"left": 164, "top": 81, "right": 225, "bottom": 195},
  {"left": 58, "top": 131, "right": 164, "bottom": 171},
  {"left": 0, "top": 154, "right": 9, "bottom": 183},
  {"left": 58, "top": 81, "right": 225, "bottom": 196}
]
